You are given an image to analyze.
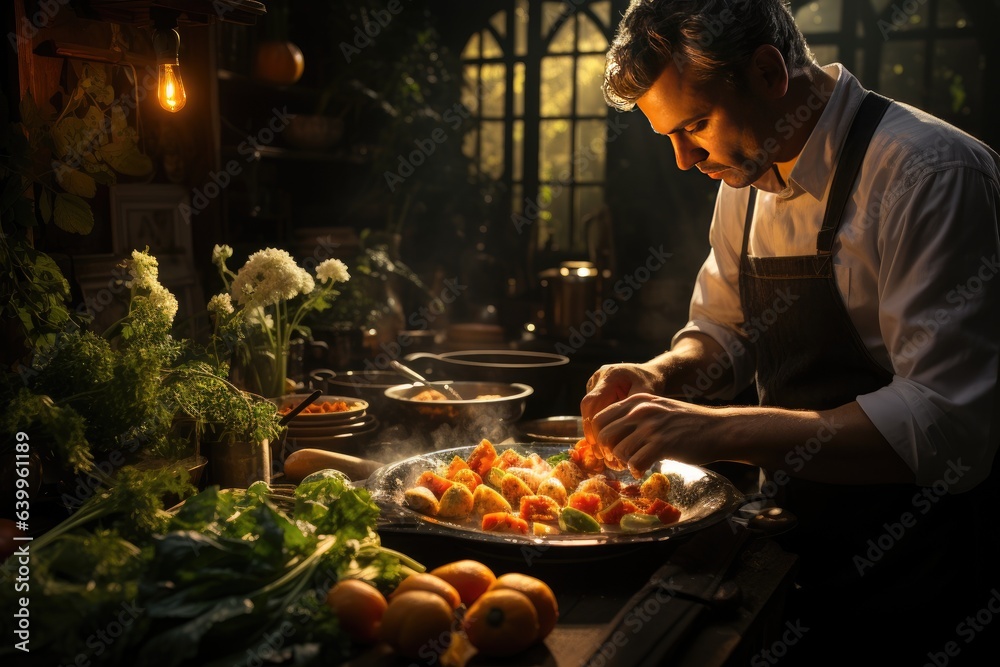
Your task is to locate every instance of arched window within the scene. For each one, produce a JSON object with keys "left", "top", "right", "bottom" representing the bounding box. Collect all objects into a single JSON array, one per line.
[{"left": 461, "top": 0, "right": 613, "bottom": 258}]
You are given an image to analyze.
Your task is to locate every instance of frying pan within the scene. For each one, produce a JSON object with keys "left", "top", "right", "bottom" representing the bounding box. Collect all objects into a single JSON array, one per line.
[{"left": 362, "top": 443, "right": 747, "bottom": 549}]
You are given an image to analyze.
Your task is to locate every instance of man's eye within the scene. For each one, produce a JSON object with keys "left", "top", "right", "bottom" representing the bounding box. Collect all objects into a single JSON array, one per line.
[{"left": 687, "top": 120, "right": 708, "bottom": 133}]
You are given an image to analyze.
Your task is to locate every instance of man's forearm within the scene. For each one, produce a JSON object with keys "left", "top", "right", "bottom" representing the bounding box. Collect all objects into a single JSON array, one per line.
[{"left": 646, "top": 332, "right": 738, "bottom": 398}]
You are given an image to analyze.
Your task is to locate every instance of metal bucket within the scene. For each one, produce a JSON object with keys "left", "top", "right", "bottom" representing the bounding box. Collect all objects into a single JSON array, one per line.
[{"left": 206, "top": 439, "right": 271, "bottom": 488}]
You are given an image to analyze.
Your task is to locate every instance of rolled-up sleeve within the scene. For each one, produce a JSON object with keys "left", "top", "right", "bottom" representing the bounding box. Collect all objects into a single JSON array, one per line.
[
  {"left": 672, "top": 185, "right": 757, "bottom": 400},
  {"left": 856, "top": 165, "right": 1000, "bottom": 492}
]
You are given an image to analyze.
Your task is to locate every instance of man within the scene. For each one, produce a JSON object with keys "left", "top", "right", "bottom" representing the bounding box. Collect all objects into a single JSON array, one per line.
[{"left": 582, "top": 0, "right": 1000, "bottom": 661}]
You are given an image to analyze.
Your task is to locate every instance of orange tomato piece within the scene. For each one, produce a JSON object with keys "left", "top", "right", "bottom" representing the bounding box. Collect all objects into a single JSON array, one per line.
[
  {"left": 496, "top": 448, "right": 528, "bottom": 470},
  {"left": 569, "top": 439, "right": 606, "bottom": 476},
  {"left": 481, "top": 512, "right": 529, "bottom": 534},
  {"left": 518, "top": 494, "right": 560, "bottom": 522},
  {"left": 416, "top": 471, "right": 454, "bottom": 499},
  {"left": 596, "top": 498, "right": 639, "bottom": 525},
  {"left": 467, "top": 439, "right": 498, "bottom": 476},
  {"left": 643, "top": 498, "right": 682, "bottom": 525},
  {"left": 445, "top": 455, "right": 471, "bottom": 479},
  {"left": 566, "top": 491, "right": 602, "bottom": 517}
]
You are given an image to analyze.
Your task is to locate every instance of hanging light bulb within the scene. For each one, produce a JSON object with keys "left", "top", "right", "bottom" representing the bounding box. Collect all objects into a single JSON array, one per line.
[{"left": 152, "top": 21, "right": 186, "bottom": 112}]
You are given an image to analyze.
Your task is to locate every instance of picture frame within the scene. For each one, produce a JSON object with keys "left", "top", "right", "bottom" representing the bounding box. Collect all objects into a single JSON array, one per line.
[{"left": 110, "top": 184, "right": 193, "bottom": 258}]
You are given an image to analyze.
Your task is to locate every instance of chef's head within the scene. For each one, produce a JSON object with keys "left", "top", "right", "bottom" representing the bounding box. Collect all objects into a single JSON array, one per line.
[{"left": 604, "top": 0, "right": 816, "bottom": 188}]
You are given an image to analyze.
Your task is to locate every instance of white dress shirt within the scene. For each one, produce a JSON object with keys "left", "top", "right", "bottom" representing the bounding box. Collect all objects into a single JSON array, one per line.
[{"left": 673, "top": 64, "right": 1000, "bottom": 492}]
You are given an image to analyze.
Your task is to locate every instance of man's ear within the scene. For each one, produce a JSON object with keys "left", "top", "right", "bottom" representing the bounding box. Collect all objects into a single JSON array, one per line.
[{"left": 745, "top": 45, "right": 789, "bottom": 99}]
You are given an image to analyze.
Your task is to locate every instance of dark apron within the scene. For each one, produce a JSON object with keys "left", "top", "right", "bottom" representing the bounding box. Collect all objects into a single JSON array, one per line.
[{"left": 738, "top": 92, "right": 998, "bottom": 657}]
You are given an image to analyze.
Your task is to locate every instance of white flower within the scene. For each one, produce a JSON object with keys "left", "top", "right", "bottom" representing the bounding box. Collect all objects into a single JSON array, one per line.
[
  {"left": 245, "top": 307, "right": 273, "bottom": 330},
  {"left": 147, "top": 284, "right": 178, "bottom": 322},
  {"left": 230, "top": 248, "right": 314, "bottom": 309},
  {"left": 126, "top": 250, "right": 159, "bottom": 290},
  {"left": 212, "top": 244, "right": 233, "bottom": 268},
  {"left": 316, "top": 258, "right": 350, "bottom": 284},
  {"left": 207, "top": 293, "right": 234, "bottom": 315}
]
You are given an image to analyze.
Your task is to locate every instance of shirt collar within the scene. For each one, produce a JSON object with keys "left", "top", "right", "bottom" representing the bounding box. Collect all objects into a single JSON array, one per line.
[{"left": 782, "top": 63, "right": 865, "bottom": 201}]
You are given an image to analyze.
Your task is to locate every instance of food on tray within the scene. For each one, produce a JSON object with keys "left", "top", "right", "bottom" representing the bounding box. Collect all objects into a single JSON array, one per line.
[
  {"left": 401, "top": 438, "right": 683, "bottom": 536},
  {"left": 279, "top": 399, "right": 358, "bottom": 414},
  {"left": 412, "top": 390, "right": 505, "bottom": 401}
]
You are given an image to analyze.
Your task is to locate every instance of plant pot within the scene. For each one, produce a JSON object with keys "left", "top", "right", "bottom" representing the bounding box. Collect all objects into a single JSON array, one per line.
[{"left": 205, "top": 439, "right": 271, "bottom": 489}]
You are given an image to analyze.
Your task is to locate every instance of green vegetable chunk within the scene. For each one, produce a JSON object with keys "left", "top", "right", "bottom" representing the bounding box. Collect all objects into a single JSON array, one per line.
[
  {"left": 620, "top": 512, "right": 663, "bottom": 533},
  {"left": 558, "top": 507, "right": 601, "bottom": 533}
]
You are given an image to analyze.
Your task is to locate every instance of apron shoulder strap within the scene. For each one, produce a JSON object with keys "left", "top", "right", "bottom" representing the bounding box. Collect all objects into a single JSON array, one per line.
[{"left": 816, "top": 91, "right": 892, "bottom": 253}]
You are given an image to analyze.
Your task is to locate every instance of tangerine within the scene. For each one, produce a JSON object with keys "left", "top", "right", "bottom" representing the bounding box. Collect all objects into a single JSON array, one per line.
[
  {"left": 489, "top": 573, "right": 559, "bottom": 640},
  {"left": 428, "top": 560, "right": 497, "bottom": 606},
  {"left": 463, "top": 588, "right": 540, "bottom": 657},
  {"left": 378, "top": 590, "right": 454, "bottom": 659},
  {"left": 325, "top": 579, "right": 388, "bottom": 644},
  {"left": 390, "top": 572, "right": 462, "bottom": 610}
]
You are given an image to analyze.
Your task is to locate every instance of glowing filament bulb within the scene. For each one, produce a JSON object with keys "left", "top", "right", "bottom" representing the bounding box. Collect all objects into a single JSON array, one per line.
[{"left": 157, "top": 62, "right": 186, "bottom": 112}]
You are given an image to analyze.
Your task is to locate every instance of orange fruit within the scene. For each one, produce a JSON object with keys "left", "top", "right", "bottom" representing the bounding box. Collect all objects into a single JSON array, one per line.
[
  {"left": 377, "top": 590, "right": 455, "bottom": 659},
  {"left": 428, "top": 560, "right": 497, "bottom": 606},
  {"left": 488, "top": 573, "right": 559, "bottom": 640},
  {"left": 325, "top": 579, "right": 388, "bottom": 644},
  {"left": 391, "top": 572, "right": 462, "bottom": 610},
  {"left": 463, "top": 588, "right": 540, "bottom": 657}
]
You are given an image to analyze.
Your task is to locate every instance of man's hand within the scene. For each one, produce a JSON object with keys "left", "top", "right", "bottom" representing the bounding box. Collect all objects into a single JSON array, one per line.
[{"left": 580, "top": 362, "right": 662, "bottom": 466}]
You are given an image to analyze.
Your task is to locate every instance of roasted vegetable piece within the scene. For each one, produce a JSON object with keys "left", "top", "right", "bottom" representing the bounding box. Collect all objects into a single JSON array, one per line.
[
  {"left": 569, "top": 438, "right": 606, "bottom": 475},
  {"left": 558, "top": 507, "right": 601, "bottom": 533},
  {"left": 566, "top": 491, "right": 602, "bottom": 517},
  {"left": 496, "top": 448, "right": 529, "bottom": 470},
  {"left": 452, "top": 468, "right": 482, "bottom": 492},
  {"left": 472, "top": 484, "right": 512, "bottom": 516},
  {"left": 500, "top": 473, "right": 535, "bottom": 507},
  {"left": 550, "top": 459, "right": 587, "bottom": 493},
  {"left": 405, "top": 486, "right": 440, "bottom": 516},
  {"left": 484, "top": 466, "right": 507, "bottom": 489},
  {"left": 532, "top": 522, "right": 560, "bottom": 536},
  {"left": 644, "top": 498, "right": 682, "bottom": 525},
  {"left": 575, "top": 476, "right": 618, "bottom": 511},
  {"left": 481, "top": 512, "right": 529, "bottom": 534},
  {"left": 596, "top": 498, "right": 639, "bottom": 525},
  {"left": 417, "top": 471, "right": 454, "bottom": 499},
  {"left": 536, "top": 476, "right": 568, "bottom": 506},
  {"left": 620, "top": 512, "right": 662, "bottom": 532},
  {"left": 438, "top": 483, "right": 475, "bottom": 519},
  {"left": 505, "top": 466, "right": 544, "bottom": 492},
  {"left": 445, "top": 455, "right": 471, "bottom": 479},
  {"left": 519, "top": 494, "right": 560, "bottom": 522},
  {"left": 467, "top": 439, "right": 498, "bottom": 476},
  {"left": 640, "top": 472, "right": 671, "bottom": 502}
]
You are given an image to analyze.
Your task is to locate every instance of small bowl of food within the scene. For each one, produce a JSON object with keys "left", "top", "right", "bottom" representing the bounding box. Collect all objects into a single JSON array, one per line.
[{"left": 383, "top": 381, "right": 533, "bottom": 432}]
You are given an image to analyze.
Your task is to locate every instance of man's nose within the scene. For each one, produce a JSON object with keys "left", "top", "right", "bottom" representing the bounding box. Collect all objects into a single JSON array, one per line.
[{"left": 670, "top": 134, "right": 709, "bottom": 171}]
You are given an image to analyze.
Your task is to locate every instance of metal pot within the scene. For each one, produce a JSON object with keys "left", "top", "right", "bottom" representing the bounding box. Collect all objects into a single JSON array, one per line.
[
  {"left": 309, "top": 368, "right": 409, "bottom": 413},
  {"left": 538, "top": 261, "right": 601, "bottom": 339},
  {"left": 403, "top": 350, "right": 569, "bottom": 419}
]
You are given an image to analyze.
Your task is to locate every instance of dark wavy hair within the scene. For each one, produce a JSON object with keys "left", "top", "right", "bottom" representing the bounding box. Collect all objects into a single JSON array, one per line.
[{"left": 603, "top": 0, "right": 814, "bottom": 110}]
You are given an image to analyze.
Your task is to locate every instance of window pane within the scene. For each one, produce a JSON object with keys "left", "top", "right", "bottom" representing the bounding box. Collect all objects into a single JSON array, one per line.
[
  {"left": 538, "top": 183, "right": 571, "bottom": 250},
  {"left": 873, "top": 0, "right": 929, "bottom": 32},
  {"left": 548, "top": 14, "right": 575, "bottom": 53},
  {"left": 575, "top": 186, "right": 605, "bottom": 251},
  {"left": 481, "top": 63, "right": 506, "bottom": 118},
  {"left": 514, "top": 62, "right": 525, "bottom": 117},
  {"left": 575, "top": 120, "right": 606, "bottom": 181},
  {"left": 462, "top": 33, "right": 480, "bottom": 60},
  {"left": 543, "top": 2, "right": 567, "bottom": 41},
  {"left": 879, "top": 41, "right": 926, "bottom": 106},
  {"left": 463, "top": 65, "right": 479, "bottom": 115},
  {"left": 578, "top": 14, "right": 607, "bottom": 52},
  {"left": 513, "top": 120, "right": 524, "bottom": 181},
  {"left": 462, "top": 128, "right": 478, "bottom": 170},
  {"left": 811, "top": 44, "right": 838, "bottom": 66},
  {"left": 539, "top": 119, "right": 571, "bottom": 181},
  {"left": 481, "top": 121, "right": 505, "bottom": 180},
  {"left": 541, "top": 56, "right": 573, "bottom": 117},
  {"left": 937, "top": 0, "right": 972, "bottom": 28},
  {"left": 795, "top": 0, "right": 841, "bottom": 33},
  {"left": 490, "top": 11, "right": 506, "bottom": 38},
  {"left": 482, "top": 29, "right": 503, "bottom": 58},
  {"left": 576, "top": 54, "right": 607, "bottom": 115},
  {"left": 591, "top": 1, "right": 611, "bottom": 27},
  {"left": 515, "top": 0, "right": 529, "bottom": 56},
  {"left": 930, "top": 39, "right": 981, "bottom": 127}
]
